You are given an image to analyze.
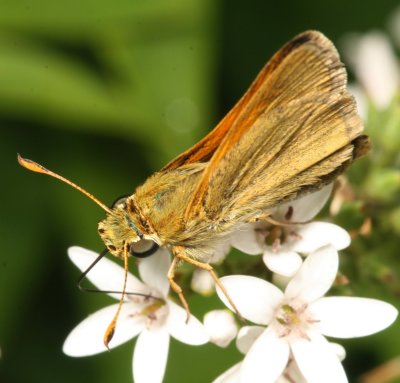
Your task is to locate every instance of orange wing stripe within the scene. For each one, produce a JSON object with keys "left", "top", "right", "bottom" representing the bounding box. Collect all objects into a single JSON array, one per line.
[{"left": 162, "top": 33, "right": 313, "bottom": 172}]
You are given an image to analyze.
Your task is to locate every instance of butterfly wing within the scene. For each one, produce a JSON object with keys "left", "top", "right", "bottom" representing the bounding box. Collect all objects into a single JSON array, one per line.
[
  {"left": 161, "top": 33, "right": 315, "bottom": 172},
  {"left": 182, "top": 31, "right": 367, "bottom": 225}
]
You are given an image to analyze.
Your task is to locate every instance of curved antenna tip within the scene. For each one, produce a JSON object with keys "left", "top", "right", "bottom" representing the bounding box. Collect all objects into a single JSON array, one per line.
[
  {"left": 17, "top": 153, "right": 112, "bottom": 214},
  {"left": 17, "top": 154, "right": 49, "bottom": 175}
]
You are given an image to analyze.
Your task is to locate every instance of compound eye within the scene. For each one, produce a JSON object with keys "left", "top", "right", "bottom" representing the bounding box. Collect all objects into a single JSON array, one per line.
[
  {"left": 129, "top": 239, "right": 159, "bottom": 258},
  {"left": 111, "top": 195, "right": 129, "bottom": 208}
]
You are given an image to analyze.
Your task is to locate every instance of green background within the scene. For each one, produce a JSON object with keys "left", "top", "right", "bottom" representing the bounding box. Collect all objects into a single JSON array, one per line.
[{"left": 1, "top": 0, "right": 400, "bottom": 382}]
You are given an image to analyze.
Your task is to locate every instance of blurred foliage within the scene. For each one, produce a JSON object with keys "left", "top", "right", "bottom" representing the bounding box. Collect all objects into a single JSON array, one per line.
[{"left": 1, "top": 0, "right": 400, "bottom": 382}]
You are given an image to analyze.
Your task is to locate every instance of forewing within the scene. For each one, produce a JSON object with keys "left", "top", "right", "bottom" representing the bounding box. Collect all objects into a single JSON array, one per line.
[
  {"left": 161, "top": 32, "right": 316, "bottom": 172},
  {"left": 184, "top": 31, "right": 365, "bottom": 223}
]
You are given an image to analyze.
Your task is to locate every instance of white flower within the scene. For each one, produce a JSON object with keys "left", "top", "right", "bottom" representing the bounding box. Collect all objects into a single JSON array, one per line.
[
  {"left": 212, "top": 356, "right": 332, "bottom": 383},
  {"left": 63, "top": 246, "right": 209, "bottom": 383},
  {"left": 203, "top": 310, "right": 238, "bottom": 347},
  {"left": 348, "top": 84, "right": 368, "bottom": 121},
  {"left": 231, "top": 185, "right": 350, "bottom": 277},
  {"left": 343, "top": 31, "right": 399, "bottom": 109},
  {"left": 191, "top": 269, "right": 215, "bottom": 296},
  {"left": 209, "top": 239, "right": 233, "bottom": 264},
  {"left": 213, "top": 326, "right": 346, "bottom": 383},
  {"left": 216, "top": 246, "right": 398, "bottom": 383}
]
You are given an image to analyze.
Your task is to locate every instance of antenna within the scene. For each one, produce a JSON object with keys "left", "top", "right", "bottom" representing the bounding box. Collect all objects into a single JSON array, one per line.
[
  {"left": 17, "top": 154, "right": 112, "bottom": 214},
  {"left": 104, "top": 244, "right": 129, "bottom": 349}
]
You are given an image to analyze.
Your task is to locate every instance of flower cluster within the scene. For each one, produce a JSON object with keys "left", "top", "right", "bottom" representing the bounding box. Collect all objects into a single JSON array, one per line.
[
  {"left": 64, "top": 247, "right": 209, "bottom": 383},
  {"left": 63, "top": 186, "right": 398, "bottom": 382},
  {"left": 213, "top": 245, "right": 397, "bottom": 383}
]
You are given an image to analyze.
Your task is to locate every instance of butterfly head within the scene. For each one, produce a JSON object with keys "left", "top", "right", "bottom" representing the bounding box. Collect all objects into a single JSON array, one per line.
[{"left": 98, "top": 195, "right": 160, "bottom": 259}]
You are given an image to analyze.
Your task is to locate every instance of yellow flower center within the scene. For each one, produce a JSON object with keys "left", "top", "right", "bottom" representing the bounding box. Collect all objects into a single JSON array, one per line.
[
  {"left": 276, "top": 304, "right": 301, "bottom": 326},
  {"left": 274, "top": 302, "right": 316, "bottom": 339},
  {"left": 140, "top": 300, "right": 165, "bottom": 318}
]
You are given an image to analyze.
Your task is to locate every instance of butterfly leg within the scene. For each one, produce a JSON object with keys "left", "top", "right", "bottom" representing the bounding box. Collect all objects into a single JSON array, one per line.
[
  {"left": 167, "top": 255, "right": 192, "bottom": 322},
  {"left": 250, "top": 213, "right": 311, "bottom": 226},
  {"left": 173, "top": 246, "right": 243, "bottom": 321}
]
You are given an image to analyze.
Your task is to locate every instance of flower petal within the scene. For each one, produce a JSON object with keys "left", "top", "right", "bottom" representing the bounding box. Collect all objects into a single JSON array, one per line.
[
  {"left": 138, "top": 248, "right": 171, "bottom": 297},
  {"left": 285, "top": 245, "right": 338, "bottom": 303},
  {"left": 348, "top": 32, "right": 399, "bottom": 109},
  {"left": 166, "top": 301, "right": 209, "bottom": 345},
  {"left": 273, "top": 184, "right": 333, "bottom": 222},
  {"left": 217, "top": 276, "right": 284, "bottom": 325},
  {"left": 204, "top": 310, "right": 238, "bottom": 348},
  {"left": 263, "top": 250, "right": 302, "bottom": 277},
  {"left": 310, "top": 296, "right": 398, "bottom": 338},
  {"left": 191, "top": 269, "right": 215, "bottom": 296},
  {"left": 212, "top": 362, "right": 242, "bottom": 383},
  {"left": 241, "top": 327, "right": 289, "bottom": 383},
  {"left": 230, "top": 224, "right": 263, "bottom": 255},
  {"left": 329, "top": 342, "right": 346, "bottom": 362},
  {"left": 133, "top": 327, "right": 170, "bottom": 383},
  {"left": 68, "top": 246, "right": 148, "bottom": 300},
  {"left": 236, "top": 326, "right": 265, "bottom": 354},
  {"left": 209, "top": 239, "right": 232, "bottom": 264},
  {"left": 291, "top": 331, "right": 348, "bottom": 383},
  {"left": 290, "top": 222, "right": 351, "bottom": 253},
  {"left": 276, "top": 359, "right": 308, "bottom": 383},
  {"left": 63, "top": 303, "right": 145, "bottom": 356}
]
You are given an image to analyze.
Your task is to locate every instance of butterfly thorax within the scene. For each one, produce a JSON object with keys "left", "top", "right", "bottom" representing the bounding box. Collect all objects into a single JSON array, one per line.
[
  {"left": 98, "top": 163, "right": 214, "bottom": 258},
  {"left": 134, "top": 163, "right": 215, "bottom": 246}
]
